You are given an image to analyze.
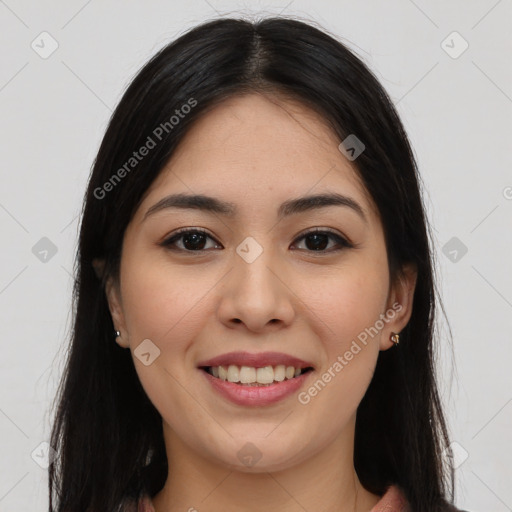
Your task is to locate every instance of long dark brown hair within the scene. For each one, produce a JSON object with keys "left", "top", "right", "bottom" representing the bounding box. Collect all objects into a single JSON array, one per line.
[{"left": 49, "top": 16, "right": 455, "bottom": 512}]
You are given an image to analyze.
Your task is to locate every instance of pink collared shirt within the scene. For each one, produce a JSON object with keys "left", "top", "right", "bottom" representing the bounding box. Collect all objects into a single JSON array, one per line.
[{"left": 137, "top": 484, "right": 411, "bottom": 512}]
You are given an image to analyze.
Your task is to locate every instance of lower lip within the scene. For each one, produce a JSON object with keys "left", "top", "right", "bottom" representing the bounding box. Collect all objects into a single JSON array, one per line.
[{"left": 200, "top": 369, "right": 313, "bottom": 406}]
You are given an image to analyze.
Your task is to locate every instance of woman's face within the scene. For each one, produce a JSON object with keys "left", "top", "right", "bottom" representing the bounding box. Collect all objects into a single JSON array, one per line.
[{"left": 106, "top": 93, "right": 416, "bottom": 472}]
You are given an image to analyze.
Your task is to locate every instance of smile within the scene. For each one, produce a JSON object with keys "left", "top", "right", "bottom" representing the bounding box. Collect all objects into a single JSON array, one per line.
[
  {"left": 199, "top": 365, "right": 314, "bottom": 406},
  {"left": 201, "top": 364, "right": 313, "bottom": 386}
]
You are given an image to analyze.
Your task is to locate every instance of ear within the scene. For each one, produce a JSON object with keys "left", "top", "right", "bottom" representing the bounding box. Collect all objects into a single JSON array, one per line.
[
  {"left": 379, "top": 263, "right": 418, "bottom": 351},
  {"left": 105, "top": 274, "right": 130, "bottom": 349}
]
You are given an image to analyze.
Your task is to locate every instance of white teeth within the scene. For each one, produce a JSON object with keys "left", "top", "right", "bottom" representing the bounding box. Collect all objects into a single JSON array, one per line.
[
  {"left": 227, "top": 364, "right": 240, "bottom": 383},
  {"left": 207, "top": 364, "right": 309, "bottom": 384},
  {"left": 218, "top": 365, "right": 228, "bottom": 381},
  {"left": 273, "top": 365, "right": 285, "bottom": 382},
  {"left": 239, "top": 366, "right": 256, "bottom": 383},
  {"left": 256, "top": 366, "right": 274, "bottom": 384}
]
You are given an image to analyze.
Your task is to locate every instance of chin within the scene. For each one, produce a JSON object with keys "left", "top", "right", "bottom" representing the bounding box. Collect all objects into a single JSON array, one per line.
[{"left": 208, "top": 436, "right": 314, "bottom": 474}]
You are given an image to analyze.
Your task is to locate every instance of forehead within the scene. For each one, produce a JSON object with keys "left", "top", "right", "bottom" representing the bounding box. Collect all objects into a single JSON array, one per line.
[{"left": 139, "top": 92, "right": 376, "bottom": 219}]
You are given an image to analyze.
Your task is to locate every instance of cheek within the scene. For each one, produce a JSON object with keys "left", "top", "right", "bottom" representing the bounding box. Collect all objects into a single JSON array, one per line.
[
  {"left": 296, "top": 280, "right": 384, "bottom": 432},
  {"left": 120, "top": 252, "right": 214, "bottom": 344},
  {"left": 118, "top": 256, "right": 214, "bottom": 422},
  {"left": 302, "top": 261, "right": 389, "bottom": 345},
  {"left": 293, "top": 260, "right": 389, "bottom": 410}
]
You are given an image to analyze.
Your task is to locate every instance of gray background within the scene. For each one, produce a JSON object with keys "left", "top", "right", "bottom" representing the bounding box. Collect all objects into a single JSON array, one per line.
[{"left": 0, "top": 1, "right": 511, "bottom": 510}]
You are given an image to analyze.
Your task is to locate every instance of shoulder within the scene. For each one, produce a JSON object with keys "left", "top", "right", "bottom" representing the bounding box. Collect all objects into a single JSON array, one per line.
[
  {"left": 370, "top": 485, "right": 411, "bottom": 511},
  {"left": 371, "top": 485, "right": 473, "bottom": 512},
  {"left": 136, "top": 488, "right": 472, "bottom": 512}
]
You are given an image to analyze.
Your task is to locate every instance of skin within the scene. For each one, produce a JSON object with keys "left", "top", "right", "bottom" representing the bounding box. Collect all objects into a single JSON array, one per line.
[{"left": 105, "top": 93, "right": 417, "bottom": 512}]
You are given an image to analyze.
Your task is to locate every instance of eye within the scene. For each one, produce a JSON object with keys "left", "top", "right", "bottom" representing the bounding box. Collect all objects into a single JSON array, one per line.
[
  {"left": 161, "top": 228, "right": 222, "bottom": 252},
  {"left": 291, "top": 228, "right": 352, "bottom": 252},
  {"left": 160, "top": 227, "right": 353, "bottom": 253}
]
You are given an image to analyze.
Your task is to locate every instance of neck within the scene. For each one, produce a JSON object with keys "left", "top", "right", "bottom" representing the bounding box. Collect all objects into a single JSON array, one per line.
[{"left": 152, "top": 418, "right": 381, "bottom": 512}]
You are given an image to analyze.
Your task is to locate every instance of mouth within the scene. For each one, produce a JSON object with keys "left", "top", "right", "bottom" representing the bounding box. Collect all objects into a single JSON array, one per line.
[{"left": 199, "top": 365, "right": 314, "bottom": 386}]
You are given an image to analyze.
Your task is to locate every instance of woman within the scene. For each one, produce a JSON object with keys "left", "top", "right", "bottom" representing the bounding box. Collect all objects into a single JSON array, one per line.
[{"left": 48, "top": 16, "right": 469, "bottom": 512}]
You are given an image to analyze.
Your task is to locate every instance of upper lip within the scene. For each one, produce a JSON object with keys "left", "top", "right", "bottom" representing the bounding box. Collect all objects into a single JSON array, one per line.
[{"left": 197, "top": 351, "right": 314, "bottom": 369}]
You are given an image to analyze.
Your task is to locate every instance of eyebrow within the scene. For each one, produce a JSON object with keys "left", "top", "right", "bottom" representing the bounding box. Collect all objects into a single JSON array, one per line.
[{"left": 143, "top": 192, "right": 367, "bottom": 223}]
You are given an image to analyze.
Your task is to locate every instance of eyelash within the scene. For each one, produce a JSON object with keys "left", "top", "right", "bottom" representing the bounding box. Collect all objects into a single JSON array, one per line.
[{"left": 160, "top": 227, "right": 353, "bottom": 254}]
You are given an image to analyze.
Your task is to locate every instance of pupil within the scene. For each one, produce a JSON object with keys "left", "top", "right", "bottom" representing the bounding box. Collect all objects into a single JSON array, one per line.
[
  {"left": 306, "top": 234, "right": 328, "bottom": 251},
  {"left": 184, "top": 232, "right": 206, "bottom": 250}
]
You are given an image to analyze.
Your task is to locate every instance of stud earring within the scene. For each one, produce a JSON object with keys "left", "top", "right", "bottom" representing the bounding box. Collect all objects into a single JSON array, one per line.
[
  {"left": 390, "top": 332, "right": 400, "bottom": 346},
  {"left": 114, "top": 330, "right": 121, "bottom": 338}
]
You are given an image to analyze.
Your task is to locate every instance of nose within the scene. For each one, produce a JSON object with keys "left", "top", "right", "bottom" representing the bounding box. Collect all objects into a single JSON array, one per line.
[{"left": 216, "top": 242, "right": 296, "bottom": 333}]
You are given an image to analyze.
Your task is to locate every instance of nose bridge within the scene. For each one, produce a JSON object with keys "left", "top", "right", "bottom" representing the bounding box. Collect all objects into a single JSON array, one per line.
[
  {"left": 217, "top": 234, "right": 295, "bottom": 330},
  {"left": 233, "top": 235, "right": 279, "bottom": 297}
]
